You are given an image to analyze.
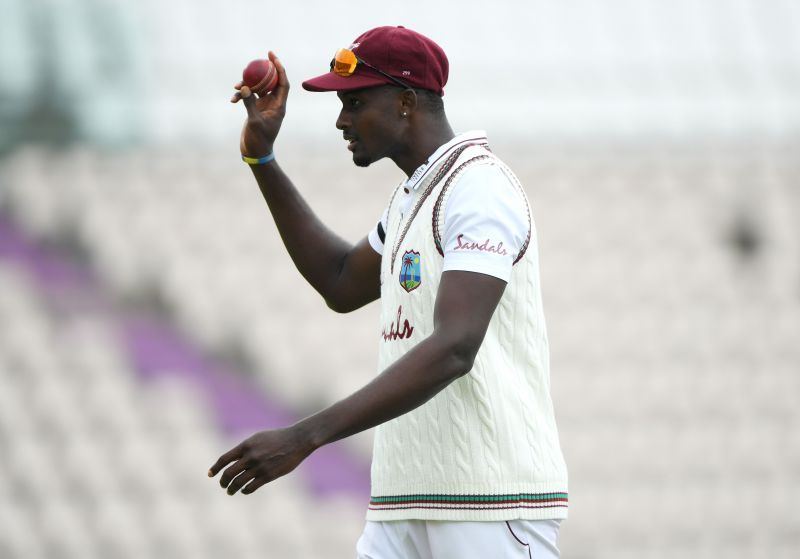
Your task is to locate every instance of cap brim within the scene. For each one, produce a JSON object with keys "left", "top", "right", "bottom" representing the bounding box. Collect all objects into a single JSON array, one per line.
[{"left": 302, "top": 71, "right": 391, "bottom": 93}]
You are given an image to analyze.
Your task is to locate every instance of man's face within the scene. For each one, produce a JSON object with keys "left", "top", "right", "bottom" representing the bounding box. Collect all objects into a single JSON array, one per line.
[{"left": 336, "top": 86, "right": 405, "bottom": 168}]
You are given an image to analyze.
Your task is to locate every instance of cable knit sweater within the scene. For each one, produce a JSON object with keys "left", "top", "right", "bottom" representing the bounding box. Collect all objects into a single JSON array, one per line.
[{"left": 367, "top": 142, "right": 569, "bottom": 521}]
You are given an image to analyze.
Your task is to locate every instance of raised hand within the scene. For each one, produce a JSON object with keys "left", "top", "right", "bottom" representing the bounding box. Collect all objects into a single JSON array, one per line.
[{"left": 231, "top": 51, "right": 289, "bottom": 158}]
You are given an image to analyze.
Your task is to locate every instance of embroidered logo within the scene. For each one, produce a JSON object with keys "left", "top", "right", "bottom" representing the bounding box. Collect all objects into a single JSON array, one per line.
[
  {"left": 399, "top": 250, "right": 421, "bottom": 292},
  {"left": 382, "top": 305, "right": 414, "bottom": 341},
  {"left": 454, "top": 234, "right": 508, "bottom": 256}
]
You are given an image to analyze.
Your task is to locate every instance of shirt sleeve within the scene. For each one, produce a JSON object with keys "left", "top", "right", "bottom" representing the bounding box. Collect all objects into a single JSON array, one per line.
[
  {"left": 367, "top": 205, "right": 390, "bottom": 255},
  {"left": 441, "top": 163, "right": 530, "bottom": 282}
]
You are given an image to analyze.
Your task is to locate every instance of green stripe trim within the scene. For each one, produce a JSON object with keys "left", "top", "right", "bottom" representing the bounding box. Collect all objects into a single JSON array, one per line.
[{"left": 370, "top": 493, "right": 568, "bottom": 504}]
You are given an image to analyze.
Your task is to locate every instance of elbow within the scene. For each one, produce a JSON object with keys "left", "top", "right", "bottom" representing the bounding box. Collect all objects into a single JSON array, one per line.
[
  {"left": 324, "top": 294, "right": 361, "bottom": 314},
  {"left": 324, "top": 285, "right": 375, "bottom": 314},
  {"left": 320, "top": 280, "right": 353, "bottom": 313},
  {"left": 442, "top": 336, "right": 481, "bottom": 379},
  {"left": 325, "top": 297, "right": 353, "bottom": 314}
]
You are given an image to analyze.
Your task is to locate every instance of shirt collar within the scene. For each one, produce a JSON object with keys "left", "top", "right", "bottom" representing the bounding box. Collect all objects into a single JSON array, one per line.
[{"left": 404, "top": 130, "right": 488, "bottom": 191}]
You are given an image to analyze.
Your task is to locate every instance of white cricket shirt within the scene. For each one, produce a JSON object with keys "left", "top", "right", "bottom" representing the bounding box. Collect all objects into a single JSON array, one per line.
[{"left": 368, "top": 131, "right": 528, "bottom": 282}]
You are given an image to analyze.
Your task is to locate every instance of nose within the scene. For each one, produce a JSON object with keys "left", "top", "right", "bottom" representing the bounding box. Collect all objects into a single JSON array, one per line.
[{"left": 335, "top": 108, "right": 349, "bottom": 131}]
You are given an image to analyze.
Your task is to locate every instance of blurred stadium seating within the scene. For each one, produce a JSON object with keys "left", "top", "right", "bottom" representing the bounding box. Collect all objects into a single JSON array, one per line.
[
  {"left": 1, "top": 0, "right": 799, "bottom": 557},
  {"left": 1, "top": 141, "right": 798, "bottom": 558}
]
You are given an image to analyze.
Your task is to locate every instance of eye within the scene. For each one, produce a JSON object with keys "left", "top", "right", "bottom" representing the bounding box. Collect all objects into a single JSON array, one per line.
[{"left": 349, "top": 97, "right": 362, "bottom": 108}]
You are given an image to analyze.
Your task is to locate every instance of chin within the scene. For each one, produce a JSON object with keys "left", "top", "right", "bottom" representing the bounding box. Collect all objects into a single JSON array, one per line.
[{"left": 352, "top": 153, "right": 373, "bottom": 167}]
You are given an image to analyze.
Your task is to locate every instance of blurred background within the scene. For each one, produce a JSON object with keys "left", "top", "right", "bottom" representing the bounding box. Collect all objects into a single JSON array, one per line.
[{"left": 1, "top": 0, "right": 799, "bottom": 558}]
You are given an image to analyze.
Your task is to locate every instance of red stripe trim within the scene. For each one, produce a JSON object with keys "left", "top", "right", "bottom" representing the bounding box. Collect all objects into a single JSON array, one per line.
[
  {"left": 368, "top": 504, "right": 568, "bottom": 511},
  {"left": 370, "top": 497, "right": 568, "bottom": 506}
]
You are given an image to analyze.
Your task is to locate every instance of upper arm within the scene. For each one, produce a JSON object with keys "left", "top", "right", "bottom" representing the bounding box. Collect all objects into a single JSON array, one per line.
[
  {"left": 326, "top": 201, "right": 390, "bottom": 313},
  {"left": 326, "top": 235, "right": 382, "bottom": 313},
  {"left": 431, "top": 270, "right": 506, "bottom": 370},
  {"left": 439, "top": 163, "right": 530, "bottom": 282}
]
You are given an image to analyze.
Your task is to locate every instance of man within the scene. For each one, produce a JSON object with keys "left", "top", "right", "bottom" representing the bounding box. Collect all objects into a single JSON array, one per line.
[{"left": 209, "top": 26, "right": 568, "bottom": 558}]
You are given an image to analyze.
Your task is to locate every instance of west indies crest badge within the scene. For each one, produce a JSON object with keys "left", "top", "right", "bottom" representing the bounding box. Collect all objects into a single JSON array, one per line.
[{"left": 399, "top": 250, "right": 421, "bottom": 292}]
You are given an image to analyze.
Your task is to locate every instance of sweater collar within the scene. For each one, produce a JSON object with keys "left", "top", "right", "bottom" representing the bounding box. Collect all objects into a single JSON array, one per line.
[{"left": 404, "top": 131, "right": 488, "bottom": 191}]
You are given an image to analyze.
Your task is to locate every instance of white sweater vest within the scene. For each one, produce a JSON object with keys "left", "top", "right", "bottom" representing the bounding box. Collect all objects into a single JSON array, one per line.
[{"left": 368, "top": 142, "right": 569, "bottom": 521}]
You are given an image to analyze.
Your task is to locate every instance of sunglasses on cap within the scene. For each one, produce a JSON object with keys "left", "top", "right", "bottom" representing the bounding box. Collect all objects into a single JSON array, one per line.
[{"left": 330, "top": 48, "right": 412, "bottom": 90}]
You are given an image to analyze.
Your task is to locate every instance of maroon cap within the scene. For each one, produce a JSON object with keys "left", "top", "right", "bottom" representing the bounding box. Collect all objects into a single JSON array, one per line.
[{"left": 302, "top": 26, "right": 449, "bottom": 96}]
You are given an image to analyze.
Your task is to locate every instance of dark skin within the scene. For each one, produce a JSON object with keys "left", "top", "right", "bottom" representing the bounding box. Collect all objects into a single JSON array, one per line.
[{"left": 209, "top": 51, "right": 506, "bottom": 495}]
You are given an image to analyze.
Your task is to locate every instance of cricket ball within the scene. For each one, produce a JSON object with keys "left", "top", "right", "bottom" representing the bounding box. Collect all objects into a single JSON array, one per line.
[{"left": 242, "top": 58, "right": 278, "bottom": 95}]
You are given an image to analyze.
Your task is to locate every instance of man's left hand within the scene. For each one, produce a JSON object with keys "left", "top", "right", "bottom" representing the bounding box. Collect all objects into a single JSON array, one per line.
[{"left": 208, "top": 427, "right": 315, "bottom": 495}]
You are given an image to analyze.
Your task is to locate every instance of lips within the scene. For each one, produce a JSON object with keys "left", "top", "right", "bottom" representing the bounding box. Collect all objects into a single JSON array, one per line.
[{"left": 343, "top": 134, "right": 358, "bottom": 151}]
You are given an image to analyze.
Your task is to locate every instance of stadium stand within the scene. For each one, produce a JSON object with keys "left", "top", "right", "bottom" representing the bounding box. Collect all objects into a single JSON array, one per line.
[
  {"left": 1, "top": 0, "right": 798, "bottom": 556},
  {"left": 1, "top": 141, "right": 799, "bottom": 558}
]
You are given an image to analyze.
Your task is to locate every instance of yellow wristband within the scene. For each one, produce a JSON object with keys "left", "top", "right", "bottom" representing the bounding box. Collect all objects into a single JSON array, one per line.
[{"left": 242, "top": 152, "right": 275, "bottom": 165}]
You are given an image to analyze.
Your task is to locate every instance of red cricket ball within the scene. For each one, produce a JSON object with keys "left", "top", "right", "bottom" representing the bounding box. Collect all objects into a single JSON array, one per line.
[{"left": 242, "top": 58, "right": 278, "bottom": 95}]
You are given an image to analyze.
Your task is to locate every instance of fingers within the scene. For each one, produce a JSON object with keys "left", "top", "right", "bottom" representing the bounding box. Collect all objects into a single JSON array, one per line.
[
  {"left": 231, "top": 84, "right": 257, "bottom": 106},
  {"left": 240, "top": 86, "right": 259, "bottom": 117},
  {"left": 230, "top": 87, "right": 250, "bottom": 104},
  {"left": 219, "top": 460, "right": 248, "bottom": 489},
  {"left": 269, "top": 51, "right": 290, "bottom": 105},
  {"left": 230, "top": 80, "right": 245, "bottom": 103},
  {"left": 209, "top": 446, "right": 262, "bottom": 495},
  {"left": 226, "top": 469, "right": 258, "bottom": 496},
  {"left": 241, "top": 477, "right": 269, "bottom": 495},
  {"left": 208, "top": 446, "right": 242, "bottom": 477},
  {"left": 216, "top": 459, "right": 271, "bottom": 495}
]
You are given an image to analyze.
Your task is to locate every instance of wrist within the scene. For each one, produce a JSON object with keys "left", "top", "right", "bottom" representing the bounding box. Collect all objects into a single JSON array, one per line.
[
  {"left": 242, "top": 151, "right": 275, "bottom": 166},
  {"left": 291, "top": 417, "right": 326, "bottom": 454}
]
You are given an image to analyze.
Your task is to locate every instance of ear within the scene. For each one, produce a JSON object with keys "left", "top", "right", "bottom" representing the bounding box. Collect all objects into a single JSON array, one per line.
[{"left": 398, "top": 89, "right": 418, "bottom": 117}]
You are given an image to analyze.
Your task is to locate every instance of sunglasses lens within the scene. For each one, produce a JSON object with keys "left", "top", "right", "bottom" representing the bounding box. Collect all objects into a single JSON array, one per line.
[{"left": 332, "top": 48, "right": 358, "bottom": 76}]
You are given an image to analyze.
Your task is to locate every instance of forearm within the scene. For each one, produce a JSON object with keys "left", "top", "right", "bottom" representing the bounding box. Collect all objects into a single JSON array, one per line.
[
  {"left": 250, "top": 161, "right": 353, "bottom": 299},
  {"left": 208, "top": 271, "right": 504, "bottom": 495},
  {"left": 294, "top": 332, "right": 473, "bottom": 450}
]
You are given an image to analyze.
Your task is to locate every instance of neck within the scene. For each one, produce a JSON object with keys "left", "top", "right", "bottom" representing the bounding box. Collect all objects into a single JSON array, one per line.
[{"left": 392, "top": 118, "right": 455, "bottom": 177}]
